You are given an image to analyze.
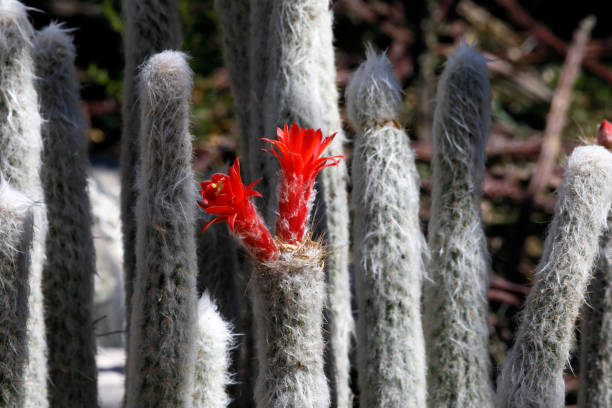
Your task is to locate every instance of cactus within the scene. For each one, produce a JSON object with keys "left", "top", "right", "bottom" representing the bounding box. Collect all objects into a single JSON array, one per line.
[
  {"left": 125, "top": 51, "right": 198, "bottom": 408},
  {"left": 251, "top": 241, "right": 330, "bottom": 408},
  {"left": 121, "top": 0, "right": 182, "bottom": 341},
  {"left": 248, "top": 0, "right": 275, "bottom": 210},
  {"left": 33, "top": 24, "right": 98, "bottom": 407},
  {"left": 314, "top": 5, "right": 354, "bottom": 406},
  {"left": 579, "top": 212, "right": 612, "bottom": 407},
  {"left": 214, "top": 0, "right": 251, "bottom": 169},
  {"left": 579, "top": 122, "right": 612, "bottom": 407},
  {"left": 0, "top": 2, "right": 49, "bottom": 405},
  {"left": 0, "top": 181, "right": 33, "bottom": 407},
  {"left": 260, "top": 0, "right": 328, "bottom": 221},
  {"left": 346, "top": 50, "right": 428, "bottom": 407},
  {"left": 195, "top": 213, "right": 240, "bottom": 324},
  {"left": 198, "top": 125, "right": 342, "bottom": 408},
  {"left": 496, "top": 146, "right": 612, "bottom": 408},
  {"left": 192, "top": 292, "right": 234, "bottom": 408},
  {"left": 423, "top": 44, "right": 494, "bottom": 407},
  {"left": 195, "top": 195, "right": 243, "bottom": 405}
]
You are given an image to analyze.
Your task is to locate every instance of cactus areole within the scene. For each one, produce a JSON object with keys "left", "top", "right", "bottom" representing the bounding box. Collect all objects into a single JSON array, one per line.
[{"left": 198, "top": 123, "right": 342, "bottom": 261}]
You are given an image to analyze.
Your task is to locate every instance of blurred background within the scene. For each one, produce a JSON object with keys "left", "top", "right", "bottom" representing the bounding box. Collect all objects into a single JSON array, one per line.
[{"left": 20, "top": 0, "right": 612, "bottom": 406}]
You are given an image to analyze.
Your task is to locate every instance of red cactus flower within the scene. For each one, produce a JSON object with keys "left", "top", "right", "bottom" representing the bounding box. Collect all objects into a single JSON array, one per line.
[
  {"left": 263, "top": 123, "right": 343, "bottom": 244},
  {"left": 598, "top": 120, "right": 612, "bottom": 149},
  {"left": 198, "top": 158, "right": 279, "bottom": 262}
]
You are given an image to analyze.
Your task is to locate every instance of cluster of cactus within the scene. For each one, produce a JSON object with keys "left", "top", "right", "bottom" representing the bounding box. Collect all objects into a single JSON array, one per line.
[{"left": 2, "top": 0, "right": 612, "bottom": 407}]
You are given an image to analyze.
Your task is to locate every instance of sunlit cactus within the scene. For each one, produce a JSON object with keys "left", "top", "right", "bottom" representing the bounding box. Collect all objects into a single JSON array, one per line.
[
  {"left": 125, "top": 51, "right": 198, "bottom": 408},
  {"left": 347, "top": 49, "right": 428, "bottom": 407},
  {"left": 423, "top": 44, "right": 494, "bottom": 407},
  {"left": 0, "top": 2, "right": 49, "bottom": 405},
  {"left": 497, "top": 146, "right": 612, "bottom": 408}
]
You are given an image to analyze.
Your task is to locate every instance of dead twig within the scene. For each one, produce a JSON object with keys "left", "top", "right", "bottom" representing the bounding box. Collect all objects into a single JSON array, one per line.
[{"left": 496, "top": 0, "right": 612, "bottom": 84}]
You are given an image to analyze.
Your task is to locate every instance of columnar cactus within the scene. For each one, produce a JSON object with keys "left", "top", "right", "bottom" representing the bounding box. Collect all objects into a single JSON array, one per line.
[
  {"left": 121, "top": 0, "right": 182, "bottom": 339},
  {"left": 260, "top": 0, "right": 327, "bottom": 221},
  {"left": 0, "top": 2, "right": 49, "bottom": 405},
  {"left": 0, "top": 182, "right": 33, "bottom": 407},
  {"left": 314, "top": 5, "right": 354, "bottom": 406},
  {"left": 579, "top": 121, "right": 612, "bottom": 407},
  {"left": 33, "top": 24, "right": 98, "bottom": 407},
  {"left": 195, "top": 214, "right": 240, "bottom": 323},
  {"left": 423, "top": 44, "right": 494, "bottom": 407},
  {"left": 198, "top": 125, "right": 341, "bottom": 408},
  {"left": 248, "top": 0, "right": 275, "bottom": 210},
  {"left": 125, "top": 51, "right": 198, "bottom": 408},
  {"left": 213, "top": 0, "right": 251, "bottom": 167},
  {"left": 251, "top": 241, "right": 329, "bottom": 408},
  {"left": 347, "top": 50, "right": 428, "bottom": 407},
  {"left": 192, "top": 292, "right": 234, "bottom": 408},
  {"left": 579, "top": 212, "right": 612, "bottom": 407},
  {"left": 497, "top": 145, "right": 612, "bottom": 408}
]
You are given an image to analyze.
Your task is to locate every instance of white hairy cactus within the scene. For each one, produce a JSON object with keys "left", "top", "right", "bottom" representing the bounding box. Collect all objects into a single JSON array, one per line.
[
  {"left": 33, "top": 24, "right": 98, "bottom": 407},
  {"left": 251, "top": 240, "right": 330, "bottom": 408},
  {"left": 121, "top": 0, "right": 182, "bottom": 341},
  {"left": 192, "top": 292, "right": 234, "bottom": 408},
  {"left": 579, "top": 211, "right": 612, "bottom": 407},
  {"left": 497, "top": 146, "right": 612, "bottom": 408},
  {"left": 423, "top": 44, "right": 494, "bottom": 407},
  {"left": 346, "top": 50, "right": 427, "bottom": 407},
  {"left": 259, "top": 0, "right": 327, "bottom": 221},
  {"left": 126, "top": 51, "right": 198, "bottom": 408},
  {"left": 0, "top": 2, "right": 49, "bottom": 405},
  {"left": 314, "top": 4, "right": 354, "bottom": 407},
  {"left": 0, "top": 181, "right": 33, "bottom": 407}
]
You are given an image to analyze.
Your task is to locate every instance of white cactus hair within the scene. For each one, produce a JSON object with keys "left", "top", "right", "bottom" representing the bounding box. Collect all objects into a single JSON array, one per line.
[
  {"left": 423, "top": 42, "right": 494, "bottom": 407},
  {"left": 347, "top": 49, "right": 428, "bottom": 406},
  {"left": 497, "top": 145, "right": 612, "bottom": 408},
  {"left": 252, "top": 240, "right": 330, "bottom": 408},
  {"left": 0, "top": 179, "right": 34, "bottom": 407},
  {"left": 0, "top": 2, "right": 49, "bottom": 406},
  {"left": 126, "top": 50, "right": 198, "bottom": 407},
  {"left": 192, "top": 292, "right": 235, "bottom": 408},
  {"left": 0, "top": 177, "right": 33, "bottom": 215},
  {"left": 345, "top": 46, "right": 402, "bottom": 129},
  {"left": 314, "top": 3, "right": 353, "bottom": 406},
  {"left": 579, "top": 211, "right": 612, "bottom": 406}
]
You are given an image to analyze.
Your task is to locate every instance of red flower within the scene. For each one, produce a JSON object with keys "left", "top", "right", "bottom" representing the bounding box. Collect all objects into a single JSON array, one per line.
[
  {"left": 598, "top": 120, "right": 612, "bottom": 149},
  {"left": 263, "top": 123, "right": 343, "bottom": 244},
  {"left": 198, "top": 158, "right": 279, "bottom": 262}
]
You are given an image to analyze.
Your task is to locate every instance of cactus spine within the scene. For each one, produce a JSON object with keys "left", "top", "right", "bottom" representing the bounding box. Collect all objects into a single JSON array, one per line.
[
  {"left": 423, "top": 44, "right": 493, "bottom": 407},
  {"left": 497, "top": 147, "right": 612, "bottom": 407},
  {"left": 121, "top": 0, "right": 182, "bottom": 341},
  {"left": 315, "top": 5, "right": 354, "bottom": 407},
  {"left": 0, "top": 2, "right": 49, "bottom": 405},
  {"left": 579, "top": 213, "right": 612, "bottom": 407},
  {"left": 0, "top": 182, "right": 33, "bottom": 407},
  {"left": 347, "top": 50, "right": 427, "bottom": 407},
  {"left": 192, "top": 292, "right": 234, "bottom": 408},
  {"left": 125, "top": 51, "right": 198, "bottom": 408},
  {"left": 33, "top": 24, "right": 98, "bottom": 407},
  {"left": 251, "top": 241, "right": 330, "bottom": 408}
]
